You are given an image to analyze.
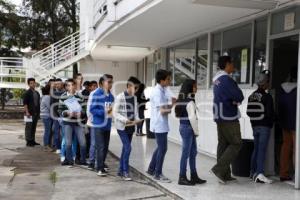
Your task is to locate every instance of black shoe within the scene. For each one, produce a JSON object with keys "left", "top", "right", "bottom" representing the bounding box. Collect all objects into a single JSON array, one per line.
[
  {"left": 225, "top": 176, "right": 237, "bottom": 182},
  {"left": 75, "top": 158, "right": 81, "bottom": 165},
  {"left": 191, "top": 172, "right": 207, "bottom": 184},
  {"left": 104, "top": 163, "right": 110, "bottom": 171},
  {"left": 146, "top": 170, "right": 154, "bottom": 176},
  {"left": 88, "top": 163, "right": 95, "bottom": 170},
  {"left": 33, "top": 141, "right": 40, "bottom": 146},
  {"left": 178, "top": 176, "right": 195, "bottom": 186},
  {"left": 28, "top": 141, "right": 35, "bottom": 147},
  {"left": 79, "top": 162, "right": 88, "bottom": 166},
  {"left": 210, "top": 169, "right": 226, "bottom": 184},
  {"left": 280, "top": 177, "right": 293, "bottom": 182},
  {"left": 61, "top": 160, "right": 69, "bottom": 166}
]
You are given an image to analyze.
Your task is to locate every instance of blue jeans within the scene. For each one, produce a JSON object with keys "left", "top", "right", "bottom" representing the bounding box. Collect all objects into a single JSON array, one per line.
[
  {"left": 118, "top": 129, "right": 134, "bottom": 174},
  {"left": 60, "top": 121, "right": 77, "bottom": 160},
  {"left": 94, "top": 128, "right": 111, "bottom": 171},
  {"left": 148, "top": 132, "right": 168, "bottom": 177},
  {"left": 52, "top": 120, "right": 61, "bottom": 149},
  {"left": 42, "top": 117, "right": 52, "bottom": 146},
  {"left": 89, "top": 127, "right": 96, "bottom": 163},
  {"left": 64, "top": 123, "right": 86, "bottom": 163},
  {"left": 179, "top": 124, "right": 197, "bottom": 176},
  {"left": 137, "top": 110, "right": 144, "bottom": 134},
  {"left": 251, "top": 126, "right": 271, "bottom": 175}
]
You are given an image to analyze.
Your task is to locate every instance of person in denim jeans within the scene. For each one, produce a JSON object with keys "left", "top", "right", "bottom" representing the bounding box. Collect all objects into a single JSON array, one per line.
[
  {"left": 90, "top": 74, "right": 114, "bottom": 176},
  {"left": 247, "top": 70, "right": 274, "bottom": 184},
  {"left": 147, "top": 70, "right": 175, "bottom": 183},
  {"left": 60, "top": 119, "right": 78, "bottom": 162},
  {"left": 58, "top": 78, "right": 87, "bottom": 166},
  {"left": 114, "top": 77, "right": 141, "bottom": 181},
  {"left": 40, "top": 85, "right": 52, "bottom": 150},
  {"left": 175, "top": 79, "right": 206, "bottom": 186}
]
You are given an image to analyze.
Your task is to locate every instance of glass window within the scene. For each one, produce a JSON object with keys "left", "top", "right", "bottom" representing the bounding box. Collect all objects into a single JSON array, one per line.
[
  {"left": 197, "top": 35, "right": 208, "bottom": 88},
  {"left": 254, "top": 19, "right": 267, "bottom": 84},
  {"left": 146, "top": 55, "right": 154, "bottom": 86},
  {"left": 210, "top": 33, "right": 221, "bottom": 85},
  {"left": 223, "top": 24, "right": 252, "bottom": 84},
  {"left": 168, "top": 41, "right": 196, "bottom": 86}
]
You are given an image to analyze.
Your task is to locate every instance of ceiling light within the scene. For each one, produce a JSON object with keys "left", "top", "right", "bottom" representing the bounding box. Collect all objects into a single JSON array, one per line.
[{"left": 191, "top": 0, "right": 278, "bottom": 10}]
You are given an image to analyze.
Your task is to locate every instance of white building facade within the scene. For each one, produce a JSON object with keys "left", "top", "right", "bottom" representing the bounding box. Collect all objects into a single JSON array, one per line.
[{"left": 75, "top": 0, "right": 300, "bottom": 189}]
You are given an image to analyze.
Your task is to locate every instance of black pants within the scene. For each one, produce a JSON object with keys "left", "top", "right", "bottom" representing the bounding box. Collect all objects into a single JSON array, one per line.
[
  {"left": 25, "top": 115, "right": 39, "bottom": 143},
  {"left": 95, "top": 128, "right": 111, "bottom": 171}
]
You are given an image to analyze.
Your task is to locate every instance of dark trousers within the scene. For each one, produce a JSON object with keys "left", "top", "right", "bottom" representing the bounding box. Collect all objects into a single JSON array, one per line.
[
  {"left": 94, "top": 128, "right": 111, "bottom": 171},
  {"left": 137, "top": 110, "right": 145, "bottom": 134},
  {"left": 148, "top": 132, "right": 168, "bottom": 177},
  {"left": 25, "top": 115, "right": 39, "bottom": 143},
  {"left": 212, "top": 122, "right": 242, "bottom": 179}
]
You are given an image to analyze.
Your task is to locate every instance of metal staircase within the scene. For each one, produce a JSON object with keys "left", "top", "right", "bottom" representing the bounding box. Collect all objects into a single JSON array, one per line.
[
  {"left": 0, "top": 57, "right": 27, "bottom": 89},
  {"left": 29, "top": 31, "right": 90, "bottom": 83}
]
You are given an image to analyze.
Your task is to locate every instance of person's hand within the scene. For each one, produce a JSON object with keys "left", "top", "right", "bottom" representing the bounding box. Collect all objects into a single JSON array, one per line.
[
  {"left": 126, "top": 120, "right": 135, "bottom": 125},
  {"left": 232, "top": 101, "right": 241, "bottom": 106},
  {"left": 26, "top": 112, "right": 31, "bottom": 117}
]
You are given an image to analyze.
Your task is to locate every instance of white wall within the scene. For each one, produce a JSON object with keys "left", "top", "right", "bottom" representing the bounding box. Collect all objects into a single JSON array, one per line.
[{"left": 79, "top": 56, "right": 137, "bottom": 95}]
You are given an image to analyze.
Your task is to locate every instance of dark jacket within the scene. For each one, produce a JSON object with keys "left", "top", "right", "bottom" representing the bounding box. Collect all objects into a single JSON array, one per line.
[
  {"left": 50, "top": 89, "right": 65, "bottom": 118},
  {"left": 278, "top": 82, "right": 297, "bottom": 131},
  {"left": 23, "top": 89, "right": 40, "bottom": 116},
  {"left": 246, "top": 89, "right": 274, "bottom": 128},
  {"left": 213, "top": 71, "right": 244, "bottom": 123}
]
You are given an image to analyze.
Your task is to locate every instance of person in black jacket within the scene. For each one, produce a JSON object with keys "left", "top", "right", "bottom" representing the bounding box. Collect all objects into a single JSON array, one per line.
[
  {"left": 135, "top": 83, "right": 149, "bottom": 136},
  {"left": 23, "top": 78, "right": 41, "bottom": 147},
  {"left": 247, "top": 70, "right": 274, "bottom": 184},
  {"left": 278, "top": 66, "right": 298, "bottom": 182}
]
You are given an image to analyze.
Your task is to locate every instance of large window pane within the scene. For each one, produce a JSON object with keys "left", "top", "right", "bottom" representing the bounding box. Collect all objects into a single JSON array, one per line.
[
  {"left": 254, "top": 19, "right": 267, "bottom": 84},
  {"left": 223, "top": 24, "right": 252, "bottom": 84},
  {"left": 169, "top": 41, "right": 196, "bottom": 86},
  {"left": 197, "top": 35, "right": 208, "bottom": 88}
]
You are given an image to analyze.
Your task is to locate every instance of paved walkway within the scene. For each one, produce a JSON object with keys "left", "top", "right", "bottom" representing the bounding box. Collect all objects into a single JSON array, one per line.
[
  {"left": 0, "top": 120, "right": 173, "bottom": 200},
  {"left": 109, "top": 129, "right": 300, "bottom": 200}
]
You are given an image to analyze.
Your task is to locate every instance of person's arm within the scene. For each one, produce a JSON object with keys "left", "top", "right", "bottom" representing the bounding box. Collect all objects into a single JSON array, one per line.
[
  {"left": 58, "top": 95, "right": 70, "bottom": 118},
  {"left": 113, "top": 94, "right": 129, "bottom": 123},
  {"left": 187, "top": 101, "right": 199, "bottom": 136},
  {"left": 23, "top": 91, "right": 30, "bottom": 116},
  {"left": 265, "top": 94, "right": 275, "bottom": 122},
  {"left": 90, "top": 92, "right": 105, "bottom": 118},
  {"left": 226, "top": 77, "right": 244, "bottom": 104}
]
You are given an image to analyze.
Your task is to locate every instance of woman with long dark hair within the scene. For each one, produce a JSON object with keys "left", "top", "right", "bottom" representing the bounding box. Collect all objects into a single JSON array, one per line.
[{"left": 175, "top": 79, "right": 206, "bottom": 186}]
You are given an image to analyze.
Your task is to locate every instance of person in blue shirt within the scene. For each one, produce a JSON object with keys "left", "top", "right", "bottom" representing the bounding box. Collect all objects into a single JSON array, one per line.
[
  {"left": 90, "top": 74, "right": 114, "bottom": 177},
  {"left": 147, "top": 69, "right": 175, "bottom": 183},
  {"left": 211, "top": 56, "right": 244, "bottom": 184},
  {"left": 175, "top": 79, "right": 207, "bottom": 186}
]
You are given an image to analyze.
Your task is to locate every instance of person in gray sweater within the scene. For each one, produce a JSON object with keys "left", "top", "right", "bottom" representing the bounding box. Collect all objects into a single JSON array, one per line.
[{"left": 40, "top": 85, "right": 52, "bottom": 150}]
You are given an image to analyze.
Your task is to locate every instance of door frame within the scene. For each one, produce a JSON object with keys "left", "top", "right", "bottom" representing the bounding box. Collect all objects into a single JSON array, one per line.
[{"left": 268, "top": 31, "right": 300, "bottom": 189}]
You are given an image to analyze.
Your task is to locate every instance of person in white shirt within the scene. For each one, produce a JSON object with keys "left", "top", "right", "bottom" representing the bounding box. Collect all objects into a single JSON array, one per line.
[{"left": 146, "top": 69, "right": 175, "bottom": 183}]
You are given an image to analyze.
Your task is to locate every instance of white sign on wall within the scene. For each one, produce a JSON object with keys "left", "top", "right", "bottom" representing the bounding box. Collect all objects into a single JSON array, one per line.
[{"left": 284, "top": 12, "right": 295, "bottom": 31}]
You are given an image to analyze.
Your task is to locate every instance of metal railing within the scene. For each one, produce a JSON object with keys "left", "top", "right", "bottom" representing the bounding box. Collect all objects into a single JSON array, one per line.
[
  {"left": 0, "top": 57, "right": 26, "bottom": 85},
  {"left": 32, "top": 31, "right": 86, "bottom": 71}
]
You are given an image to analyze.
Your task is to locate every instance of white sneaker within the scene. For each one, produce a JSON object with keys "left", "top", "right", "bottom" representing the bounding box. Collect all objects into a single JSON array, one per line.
[
  {"left": 60, "top": 157, "right": 65, "bottom": 162},
  {"left": 122, "top": 173, "right": 132, "bottom": 181},
  {"left": 97, "top": 170, "right": 107, "bottom": 177},
  {"left": 255, "top": 174, "right": 273, "bottom": 184},
  {"left": 154, "top": 174, "right": 172, "bottom": 183},
  {"left": 56, "top": 149, "right": 61, "bottom": 154}
]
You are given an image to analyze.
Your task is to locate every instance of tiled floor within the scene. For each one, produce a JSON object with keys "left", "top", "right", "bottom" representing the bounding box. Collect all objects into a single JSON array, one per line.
[{"left": 109, "top": 129, "right": 300, "bottom": 200}]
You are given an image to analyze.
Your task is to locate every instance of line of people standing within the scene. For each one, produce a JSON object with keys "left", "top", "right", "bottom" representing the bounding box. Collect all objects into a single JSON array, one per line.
[{"left": 23, "top": 56, "right": 298, "bottom": 185}]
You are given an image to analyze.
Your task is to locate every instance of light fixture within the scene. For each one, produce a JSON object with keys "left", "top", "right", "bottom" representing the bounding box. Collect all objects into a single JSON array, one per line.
[
  {"left": 191, "top": 0, "right": 278, "bottom": 10},
  {"left": 106, "top": 45, "right": 152, "bottom": 51}
]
